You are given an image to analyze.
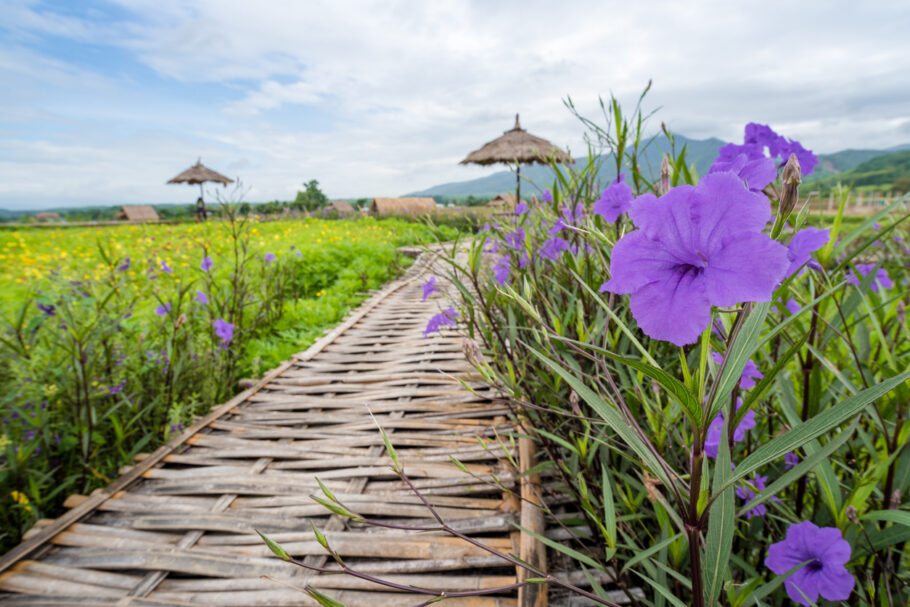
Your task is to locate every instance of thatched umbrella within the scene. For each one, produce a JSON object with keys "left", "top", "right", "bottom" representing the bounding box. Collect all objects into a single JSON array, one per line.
[
  {"left": 460, "top": 114, "right": 571, "bottom": 205},
  {"left": 167, "top": 159, "right": 234, "bottom": 219}
]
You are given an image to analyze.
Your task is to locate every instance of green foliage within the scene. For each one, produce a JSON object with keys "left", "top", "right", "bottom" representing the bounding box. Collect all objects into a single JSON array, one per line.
[
  {"left": 438, "top": 92, "right": 910, "bottom": 605},
  {"left": 0, "top": 210, "right": 444, "bottom": 551},
  {"left": 294, "top": 179, "right": 330, "bottom": 211}
]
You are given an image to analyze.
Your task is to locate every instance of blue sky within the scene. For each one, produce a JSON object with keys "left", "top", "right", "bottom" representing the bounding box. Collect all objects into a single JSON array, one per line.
[{"left": 2, "top": 0, "right": 910, "bottom": 209}]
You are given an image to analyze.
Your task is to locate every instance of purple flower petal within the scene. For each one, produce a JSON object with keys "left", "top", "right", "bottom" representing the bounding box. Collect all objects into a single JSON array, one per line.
[
  {"left": 422, "top": 276, "right": 439, "bottom": 301},
  {"left": 493, "top": 256, "right": 510, "bottom": 286},
  {"left": 786, "top": 227, "right": 830, "bottom": 277},
  {"left": 766, "top": 520, "right": 854, "bottom": 606},
  {"left": 200, "top": 256, "right": 213, "bottom": 272},
  {"left": 605, "top": 173, "right": 786, "bottom": 345},
  {"left": 593, "top": 179, "right": 634, "bottom": 222},
  {"left": 195, "top": 290, "right": 209, "bottom": 305},
  {"left": 628, "top": 270, "right": 712, "bottom": 347}
]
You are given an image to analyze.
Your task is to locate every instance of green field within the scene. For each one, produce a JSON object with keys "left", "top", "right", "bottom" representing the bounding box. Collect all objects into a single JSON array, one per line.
[{"left": 0, "top": 214, "right": 452, "bottom": 550}]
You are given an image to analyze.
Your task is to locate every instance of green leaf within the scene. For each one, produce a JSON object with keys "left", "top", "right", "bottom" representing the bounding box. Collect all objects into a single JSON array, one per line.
[
  {"left": 602, "top": 467, "right": 616, "bottom": 549},
  {"left": 311, "top": 523, "right": 330, "bottom": 551},
  {"left": 304, "top": 586, "right": 348, "bottom": 607},
  {"left": 316, "top": 477, "right": 338, "bottom": 503},
  {"left": 256, "top": 530, "right": 291, "bottom": 561},
  {"left": 512, "top": 522, "right": 605, "bottom": 572},
  {"left": 734, "top": 421, "right": 855, "bottom": 518},
  {"left": 528, "top": 345, "right": 678, "bottom": 494},
  {"left": 861, "top": 510, "right": 910, "bottom": 527},
  {"left": 621, "top": 532, "right": 684, "bottom": 573},
  {"left": 726, "top": 371, "right": 910, "bottom": 490},
  {"left": 560, "top": 338, "right": 701, "bottom": 426},
  {"left": 738, "top": 334, "right": 808, "bottom": 423},
  {"left": 708, "top": 302, "right": 770, "bottom": 420},
  {"left": 703, "top": 431, "right": 734, "bottom": 605},
  {"left": 311, "top": 495, "right": 361, "bottom": 521}
]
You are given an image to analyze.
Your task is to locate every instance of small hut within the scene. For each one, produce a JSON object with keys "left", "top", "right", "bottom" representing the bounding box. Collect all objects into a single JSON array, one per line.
[
  {"left": 325, "top": 200, "right": 356, "bottom": 216},
  {"left": 35, "top": 212, "right": 62, "bottom": 223},
  {"left": 369, "top": 197, "right": 437, "bottom": 216},
  {"left": 117, "top": 205, "right": 159, "bottom": 223},
  {"left": 487, "top": 193, "right": 523, "bottom": 209}
]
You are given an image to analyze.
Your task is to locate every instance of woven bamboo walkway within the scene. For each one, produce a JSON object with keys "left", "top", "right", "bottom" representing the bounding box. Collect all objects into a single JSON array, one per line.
[{"left": 0, "top": 253, "right": 532, "bottom": 606}]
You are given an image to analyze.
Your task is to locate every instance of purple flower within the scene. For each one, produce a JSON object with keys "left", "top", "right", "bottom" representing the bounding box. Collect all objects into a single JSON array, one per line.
[
  {"left": 422, "top": 276, "right": 439, "bottom": 301},
  {"left": 785, "top": 298, "right": 801, "bottom": 315},
  {"left": 200, "top": 256, "right": 213, "bottom": 272},
  {"left": 735, "top": 473, "right": 778, "bottom": 519},
  {"left": 765, "top": 520, "right": 854, "bottom": 605},
  {"left": 593, "top": 179, "right": 634, "bottom": 222},
  {"left": 213, "top": 319, "right": 235, "bottom": 346},
  {"left": 195, "top": 290, "right": 209, "bottom": 305},
  {"left": 538, "top": 237, "right": 571, "bottom": 262},
  {"left": 504, "top": 227, "right": 525, "bottom": 250},
  {"left": 24, "top": 430, "right": 35, "bottom": 441},
  {"left": 160, "top": 260, "right": 173, "bottom": 274},
  {"left": 542, "top": 189, "right": 553, "bottom": 204},
  {"left": 154, "top": 302, "right": 172, "bottom": 317},
  {"left": 118, "top": 257, "right": 131, "bottom": 272},
  {"left": 712, "top": 352, "right": 763, "bottom": 390},
  {"left": 785, "top": 227, "right": 829, "bottom": 277},
  {"left": 709, "top": 153, "right": 778, "bottom": 192},
  {"left": 714, "top": 123, "right": 818, "bottom": 177},
  {"left": 873, "top": 222, "right": 881, "bottom": 230},
  {"left": 109, "top": 380, "right": 126, "bottom": 395},
  {"left": 264, "top": 252, "right": 276, "bottom": 265},
  {"left": 846, "top": 264, "right": 893, "bottom": 293},
  {"left": 704, "top": 399, "right": 756, "bottom": 459},
  {"left": 493, "top": 256, "right": 510, "bottom": 286},
  {"left": 169, "top": 423, "right": 184, "bottom": 433},
  {"left": 784, "top": 452, "right": 800, "bottom": 469},
  {"left": 515, "top": 201, "right": 530, "bottom": 215},
  {"left": 36, "top": 302, "right": 56, "bottom": 316},
  {"left": 424, "top": 307, "right": 458, "bottom": 338},
  {"left": 601, "top": 173, "right": 789, "bottom": 346}
]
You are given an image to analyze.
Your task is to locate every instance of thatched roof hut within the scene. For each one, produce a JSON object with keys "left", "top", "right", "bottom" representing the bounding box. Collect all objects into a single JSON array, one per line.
[
  {"left": 460, "top": 115, "right": 572, "bottom": 167},
  {"left": 369, "top": 197, "right": 437, "bottom": 216},
  {"left": 117, "top": 205, "right": 159, "bottom": 222},
  {"left": 487, "top": 193, "right": 524, "bottom": 209},
  {"left": 326, "top": 200, "right": 356, "bottom": 215},
  {"left": 35, "top": 212, "right": 62, "bottom": 222},
  {"left": 167, "top": 161, "right": 234, "bottom": 186}
]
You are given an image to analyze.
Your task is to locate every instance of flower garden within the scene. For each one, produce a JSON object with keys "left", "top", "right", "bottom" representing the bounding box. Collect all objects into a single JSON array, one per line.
[
  {"left": 0, "top": 211, "right": 453, "bottom": 551},
  {"left": 411, "top": 113, "right": 910, "bottom": 604}
]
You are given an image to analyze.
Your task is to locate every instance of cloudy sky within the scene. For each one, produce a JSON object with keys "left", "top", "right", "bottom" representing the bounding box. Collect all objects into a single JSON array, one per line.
[{"left": 2, "top": 0, "right": 909, "bottom": 209}]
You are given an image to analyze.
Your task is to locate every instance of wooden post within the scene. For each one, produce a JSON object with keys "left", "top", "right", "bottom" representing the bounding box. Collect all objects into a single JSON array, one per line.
[{"left": 518, "top": 433, "right": 547, "bottom": 607}]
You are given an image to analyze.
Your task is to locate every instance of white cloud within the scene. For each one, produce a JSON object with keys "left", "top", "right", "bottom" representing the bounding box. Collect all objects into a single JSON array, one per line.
[{"left": 1, "top": 0, "right": 909, "bottom": 208}]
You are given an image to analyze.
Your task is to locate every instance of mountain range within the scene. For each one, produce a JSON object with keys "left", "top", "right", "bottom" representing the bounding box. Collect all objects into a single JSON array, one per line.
[{"left": 406, "top": 135, "right": 910, "bottom": 199}]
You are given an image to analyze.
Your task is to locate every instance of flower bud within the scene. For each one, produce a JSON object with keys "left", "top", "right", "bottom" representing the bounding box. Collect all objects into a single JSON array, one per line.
[
  {"left": 461, "top": 338, "right": 485, "bottom": 367},
  {"left": 175, "top": 313, "right": 188, "bottom": 328},
  {"left": 569, "top": 390, "right": 581, "bottom": 416},
  {"left": 660, "top": 157, "right": 671, "bottom": 195},
  {"left": 779, "top": 153, "right": 802, "bottom": 221},
  {"left": 890, "top": 489, "right": 901, "bottom": 510},
  {"left": 897, "top": 300, "right": 906, "bottom": 324},
  {"left": 845, "top": 505, "right": 858, "bottom": 524}
]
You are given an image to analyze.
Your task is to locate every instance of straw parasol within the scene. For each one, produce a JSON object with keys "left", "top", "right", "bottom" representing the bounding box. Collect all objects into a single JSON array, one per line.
[
  {"left": 167, "top": 159, "right": 234, "bottom": 205},
  {"left": 460, "top": 114, "right": 571, "bottom": 204}
]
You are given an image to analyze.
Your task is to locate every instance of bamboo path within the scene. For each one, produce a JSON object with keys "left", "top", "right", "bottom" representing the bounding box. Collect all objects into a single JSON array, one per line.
[
  {"left": 0, "top": 252, "right": 532, "bottom": 606},
  {"left": 0, "top": 250, "right": 639, "bottom": 606}
]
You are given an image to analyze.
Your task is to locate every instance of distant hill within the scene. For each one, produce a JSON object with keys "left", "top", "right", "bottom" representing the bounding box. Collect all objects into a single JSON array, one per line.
[
  {"left": 408, "top": 136, "right": 908, "bottom": 199},
  {"left": 808, "top": 150, "right": 910, "bottom": 193}
]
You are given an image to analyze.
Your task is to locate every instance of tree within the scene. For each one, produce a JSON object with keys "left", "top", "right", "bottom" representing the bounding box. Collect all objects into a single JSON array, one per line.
[{"left": 293, "top": 180, "right": 329, "bottom": 211}]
